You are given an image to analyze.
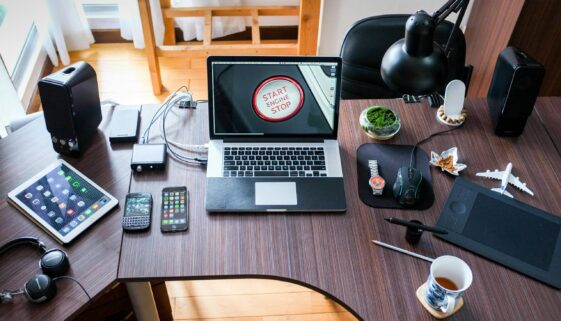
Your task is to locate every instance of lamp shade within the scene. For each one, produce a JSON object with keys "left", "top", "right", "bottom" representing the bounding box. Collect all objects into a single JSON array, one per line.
[{"left": 381, "top": 11, "right": 448, "bottom": 95}]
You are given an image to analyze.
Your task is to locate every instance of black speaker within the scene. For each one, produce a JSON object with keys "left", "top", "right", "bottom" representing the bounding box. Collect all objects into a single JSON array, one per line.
[
  {"left": 38, "top": 61, "right": 102, "bottom": 156},
  {"left": 487, "top": 47, "right": 545, "bottom": 136}
]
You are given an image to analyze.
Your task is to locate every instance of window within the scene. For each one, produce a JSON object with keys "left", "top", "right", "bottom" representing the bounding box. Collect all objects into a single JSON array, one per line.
[
  {"left": 80, "top": 0, "right": 120, "bottom": 30},
  {"left": 0, "top": 5, "right": 6, "bottom": 26},
  {"left": 0, "top": 0, "right": 35, "bottom": 76}
]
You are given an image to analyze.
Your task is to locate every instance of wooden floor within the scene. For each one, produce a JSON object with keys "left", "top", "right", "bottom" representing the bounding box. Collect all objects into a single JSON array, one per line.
[
  {"left": 53, "top": 43, "right": 209, "bottom": 104},
  {"left": 57, "top": 43, "right": 355, "bottom": 321}
]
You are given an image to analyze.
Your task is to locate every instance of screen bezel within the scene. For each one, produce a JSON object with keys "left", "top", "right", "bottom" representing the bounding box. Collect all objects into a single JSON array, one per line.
[
  {"left": 7, "top": 159, "right": 119, "bottom": 244},
  {"left": 207, "top": 56, "right": 342, "bottom": 140}
]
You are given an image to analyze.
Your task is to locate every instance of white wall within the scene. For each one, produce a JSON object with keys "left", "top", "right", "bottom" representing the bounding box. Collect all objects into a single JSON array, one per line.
[{"left": 318, "top": 0, "right": 472, "bottom": 56}]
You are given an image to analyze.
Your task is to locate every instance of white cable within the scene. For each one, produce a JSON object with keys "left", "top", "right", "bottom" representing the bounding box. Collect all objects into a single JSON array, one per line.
[{"left": 166, "top": 140, "right": 208, "bottom": 153}]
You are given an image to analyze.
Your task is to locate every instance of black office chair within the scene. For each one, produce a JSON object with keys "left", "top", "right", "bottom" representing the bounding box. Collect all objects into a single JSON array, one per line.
[{"left": 340, "top": 14, "right": 472, "bottom": 99}]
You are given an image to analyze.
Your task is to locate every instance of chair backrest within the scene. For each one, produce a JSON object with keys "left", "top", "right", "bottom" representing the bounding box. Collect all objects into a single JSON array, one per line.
[{"left": 340, "top": 14, "right": 468, "bottom": 99}]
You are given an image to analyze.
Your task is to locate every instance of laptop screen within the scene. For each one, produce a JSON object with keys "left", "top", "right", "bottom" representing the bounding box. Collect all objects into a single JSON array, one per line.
[{"left": 208, "top": 57, "right": 341, "bottom": 138}]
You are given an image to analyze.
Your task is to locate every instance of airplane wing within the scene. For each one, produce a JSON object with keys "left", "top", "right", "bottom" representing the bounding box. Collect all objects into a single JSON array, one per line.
[
  {"left": 508, "top": 174, "right": 534, "bottom": 196},
  {"left": 476, "top": 170, "right": 505, "bottom": 180}
]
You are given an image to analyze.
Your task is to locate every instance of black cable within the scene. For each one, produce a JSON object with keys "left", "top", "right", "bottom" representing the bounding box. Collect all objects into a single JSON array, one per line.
[
  {"left": 53, "top": 276, "right": 92, "bottom": 301},
  {"left": 409, "top": 124, "right": 464, "bottom": 168}
]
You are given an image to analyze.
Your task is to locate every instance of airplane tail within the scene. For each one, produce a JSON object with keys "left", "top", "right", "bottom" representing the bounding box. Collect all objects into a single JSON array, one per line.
[{"left": 492, "top": 188, "right": 513, "bottom": 198}]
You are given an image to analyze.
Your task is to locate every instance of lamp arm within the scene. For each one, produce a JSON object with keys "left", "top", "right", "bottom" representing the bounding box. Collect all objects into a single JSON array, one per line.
[
  {"left": 432, "top": 0, "right": 468, "bottom": 25},
  {"left": 431, "top": 0, "right": 470, "bottom": 55}
]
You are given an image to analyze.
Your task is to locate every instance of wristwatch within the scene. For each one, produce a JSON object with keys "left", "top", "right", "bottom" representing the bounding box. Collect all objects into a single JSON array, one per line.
[{"left": 368, "top": 160, "right": 385, "bottom": 196}]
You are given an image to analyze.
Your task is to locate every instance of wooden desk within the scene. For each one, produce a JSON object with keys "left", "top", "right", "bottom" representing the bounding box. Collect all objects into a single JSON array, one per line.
[
  {"left": 535, "top": 97, "right": 561, "bottom": 155},
  {"left": 0, "top": 107, "right": 133, "bottom": 321},
  {"left": 119, "top": 98, "right": 561, "bottom": 321},
  {"left": 1, "top": 99, "right": 560, "bottom": 320}
]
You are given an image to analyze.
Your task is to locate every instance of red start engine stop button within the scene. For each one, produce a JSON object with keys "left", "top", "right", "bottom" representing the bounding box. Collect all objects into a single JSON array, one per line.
[{"left": 252, "top": 76, "right": 304, "bottom": 122}]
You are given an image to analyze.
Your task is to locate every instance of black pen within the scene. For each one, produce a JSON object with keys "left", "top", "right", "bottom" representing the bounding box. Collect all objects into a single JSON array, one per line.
[{"left": 384, "top": 217, "right": 448, "bottom": 234}]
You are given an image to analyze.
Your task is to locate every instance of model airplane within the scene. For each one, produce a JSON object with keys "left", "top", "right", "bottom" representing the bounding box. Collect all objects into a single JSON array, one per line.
[{"left": 476, "top": 162, "right": 534, "bottom": 198}]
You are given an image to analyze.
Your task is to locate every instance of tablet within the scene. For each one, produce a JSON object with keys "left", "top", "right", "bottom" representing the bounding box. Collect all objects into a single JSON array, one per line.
[
  {"left": 7, "top": 160, "right": 118, "bottom": 244},
  {"left": 436, "top": 178, "right": 561, "bottom": 289}
]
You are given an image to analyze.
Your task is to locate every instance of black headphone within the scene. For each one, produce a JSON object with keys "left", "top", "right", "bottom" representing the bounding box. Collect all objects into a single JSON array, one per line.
[{"left": 0, "top": 237, "right": 69, "bottom": 304}]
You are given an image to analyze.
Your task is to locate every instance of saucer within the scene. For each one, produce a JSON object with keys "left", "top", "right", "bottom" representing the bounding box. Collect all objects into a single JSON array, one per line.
[{"left": 416, "top": 282, "right": 464, "bottom": 319}]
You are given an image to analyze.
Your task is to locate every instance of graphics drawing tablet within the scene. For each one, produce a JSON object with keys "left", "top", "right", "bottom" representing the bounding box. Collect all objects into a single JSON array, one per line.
[
  {"left": 7, "top": 160, "right": 118, "bottom": 244},
  {"left": 436, "top": 178, "right": 561, "bottom": 289}
]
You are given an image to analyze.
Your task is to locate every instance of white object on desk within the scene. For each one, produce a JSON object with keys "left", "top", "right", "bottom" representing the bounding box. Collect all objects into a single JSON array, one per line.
[
  {"left": 437, "top": 80, "right": 467, "bottom": 126},
  {"left": 476, "top": 162, "right": 534, "bottom": 198}
]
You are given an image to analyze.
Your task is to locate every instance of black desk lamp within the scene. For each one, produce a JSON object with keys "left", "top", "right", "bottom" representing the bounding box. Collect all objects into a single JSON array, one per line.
[{"left": 381, "top": 0, "right": 470, "bottom": 95}]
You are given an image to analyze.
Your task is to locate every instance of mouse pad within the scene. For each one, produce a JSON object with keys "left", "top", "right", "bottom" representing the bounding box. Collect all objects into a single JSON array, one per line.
[{"left": 357, "top": 143, "right": 435, "bottom": 210}]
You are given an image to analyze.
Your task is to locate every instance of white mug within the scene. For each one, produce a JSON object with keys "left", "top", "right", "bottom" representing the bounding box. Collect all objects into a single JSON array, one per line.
[{"left": 424, "top": 255, "right": 473, "bottom": 313}]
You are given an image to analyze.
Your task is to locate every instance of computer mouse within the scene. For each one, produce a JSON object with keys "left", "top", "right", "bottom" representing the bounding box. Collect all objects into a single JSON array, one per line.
[{"left": 393, "top": 166, "right": 423, "bottom": 207}]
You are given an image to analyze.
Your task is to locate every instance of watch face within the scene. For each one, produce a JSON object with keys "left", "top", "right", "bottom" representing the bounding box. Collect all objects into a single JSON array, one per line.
[{"left": 369, "top": 176, "right": 385, "bottom": 189}]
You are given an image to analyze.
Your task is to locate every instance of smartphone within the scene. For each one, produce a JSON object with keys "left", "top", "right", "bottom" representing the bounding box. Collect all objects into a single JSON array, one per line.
[
  {"left": 122, "top": 192, "right": 152, "bottom": 231},
  {"left": 161, "top": 187, "right": 188, "bottom": 232}
]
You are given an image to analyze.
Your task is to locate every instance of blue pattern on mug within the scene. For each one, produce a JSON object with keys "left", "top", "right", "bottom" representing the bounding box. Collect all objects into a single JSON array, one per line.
[
  {"left": 425, "top": 275, "right": 446, "bottom": 309},
  {"left": 424, "top": 275, "right": 462, "bottom": 311}
]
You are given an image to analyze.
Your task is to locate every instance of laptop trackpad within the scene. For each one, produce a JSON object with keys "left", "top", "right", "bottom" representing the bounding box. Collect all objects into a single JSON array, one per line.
[{"left": 255, "top": 182, "right": 297, "bottom": 205}]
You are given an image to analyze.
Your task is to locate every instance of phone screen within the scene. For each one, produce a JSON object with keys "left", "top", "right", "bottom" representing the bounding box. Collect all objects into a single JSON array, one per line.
[
  {"left": 125, "top": 193, "right": 152, "bottom": 217},
  {"left": 161, "top": 187, "right": 188, "bottom": 232}
]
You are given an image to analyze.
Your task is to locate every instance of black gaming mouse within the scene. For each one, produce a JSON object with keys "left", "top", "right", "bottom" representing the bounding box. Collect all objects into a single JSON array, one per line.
[{"left": 393, "top": 167, "right": 423, "bottom": 207}]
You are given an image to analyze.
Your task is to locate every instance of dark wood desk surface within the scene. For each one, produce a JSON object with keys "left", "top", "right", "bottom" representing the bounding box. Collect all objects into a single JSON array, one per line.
[
  {"left": 118, "top": 98, "right": 561, "bottom": 320},
  {"left": 0, "top": 107, "right": 133, "bottom": 321},
  {"left": 535, "top": 97, "right": 561, "bottom": 155}
]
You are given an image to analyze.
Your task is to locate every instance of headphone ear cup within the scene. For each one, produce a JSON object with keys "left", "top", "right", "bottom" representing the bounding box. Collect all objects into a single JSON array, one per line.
[
  {"left": 24, "top": 274, "right": 57, "bottom": 303},
  {"left": 40, "top": 249, "right": 70, "bottom": 277}
]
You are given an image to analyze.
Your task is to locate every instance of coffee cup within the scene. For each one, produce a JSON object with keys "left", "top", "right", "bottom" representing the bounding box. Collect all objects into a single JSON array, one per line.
[{"left": 424, "top": 255, "right": 472, "bottom": 313}]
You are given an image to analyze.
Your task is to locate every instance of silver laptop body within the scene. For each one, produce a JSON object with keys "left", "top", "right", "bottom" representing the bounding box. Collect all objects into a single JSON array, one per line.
[{"left": 205, "top": 56, "right": 346, "bottom": 212}]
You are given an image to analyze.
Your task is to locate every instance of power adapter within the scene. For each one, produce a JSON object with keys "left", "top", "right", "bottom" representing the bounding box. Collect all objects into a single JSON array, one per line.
[{"left": 131, "top": 144, "right": 167, "bottom": 172}]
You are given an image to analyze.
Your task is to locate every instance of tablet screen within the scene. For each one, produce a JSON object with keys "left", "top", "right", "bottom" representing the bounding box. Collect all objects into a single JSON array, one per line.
[
  {"left": 14, "top": 163, "right": 112, "bottom": 237},
  {"left": 463, "top": 194, "right": 561, "bottom": 270}
]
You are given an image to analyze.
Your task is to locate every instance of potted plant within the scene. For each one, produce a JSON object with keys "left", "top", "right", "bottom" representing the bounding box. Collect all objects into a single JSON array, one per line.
[{"left": 359, "top": 105, "right": 401, "bottom": 140}]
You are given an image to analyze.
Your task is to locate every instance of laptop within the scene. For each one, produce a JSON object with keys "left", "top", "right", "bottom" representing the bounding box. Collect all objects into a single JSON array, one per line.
[{"left": 205, "top": 56, "right": 346, "bottom": 212}]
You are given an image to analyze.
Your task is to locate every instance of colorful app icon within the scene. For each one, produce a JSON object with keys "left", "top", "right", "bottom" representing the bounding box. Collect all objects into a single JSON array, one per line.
[
  {"left": 58, "top": 203, "right": 66, "bottom": 209},
  {"left": 36, "top": 185, "right": 44, "bottom": 191},
  {"left": 65, "top": 176, "right": 72, "bottom": 181},
  {"left": 163, "top": 214, "right": 168, "bottom": 218},
  {"left": 58, "top": 170, "right": 65, "bottom": 176},
  {"left": 55, "top": 184, "right": 61, "bottom": 189},
  {"left": 43, "top": 191, "right": 52, "bottom": 197},
  {"left": 72, "top": 181, "right": 80, "bottom": 188},
  {"left": 77, "top": 214, "right": 86, "bottom": 221},
  {"left": 55, "top": 217, "right": 64, "bottom": 224},
  {"left": 47, "top": 211, "right": 56, "bottom": 218},
  {"left": 61, "top": 227, "right": 70, "bottom": 234},
  {"left": 80, "top": 187, "right": 87, "bottom": 193},
  {"left": 69, "top": 220, "right": 78, "bottom": 227},
  {"left": 32, "top": 199, "right": 40, "bottom": 205},
  {"left": 66, "top": 209, "right": 74, "bottom": 215},
  {"left": 85, "top": 209, "right": 93, "bottom": 216},
  {"left": 25, "top": 192, "right": 33, "bottom": 199},
  {"left": 92, "top": 203, "right": 99, "bottom": 210},
  {"left": 162, "top": 220, "right": 168, "bottom": 225},
  {"left": 51, "top": 196, "right": 59, "bottom": 203},
  {"left": 169, "top": 214, "right": 174, "bottom": 218},
  {"left": 77, "top": 201, "right": 85, "bottom": 207},
  {"left": 47, "top": 177, "right": 55, "bottom": 183},
  {"left": 180, "top": 219, "right": 186, "bottom": 224},
  {"left": 69, "top": 195, "right": 77, "bottom": 201},
  {"left": 40, "top": 206, "right": 47, "bottom": 211},
  {"left": 62, "top": 189, "right": 69, "bottom": 195}
]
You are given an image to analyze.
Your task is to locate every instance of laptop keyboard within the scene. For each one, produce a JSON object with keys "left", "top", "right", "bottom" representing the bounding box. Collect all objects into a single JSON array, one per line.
[{"left": 222, "top": 146, "right": 327, "bottom": 177}]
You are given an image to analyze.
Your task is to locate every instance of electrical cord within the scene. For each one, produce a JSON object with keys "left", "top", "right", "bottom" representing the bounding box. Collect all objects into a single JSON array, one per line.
[
  {"left": 409, "top": 124, "right": 464, "bottom": 168},
  {"left": 139, "top": 86, "right": 208, "bottom": 166},
  {"left": 53, "top": 276, "right": 92, "bottom": 301},
  {"left": 161, "top": 95, "right": 208, "bottom": 165}
]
